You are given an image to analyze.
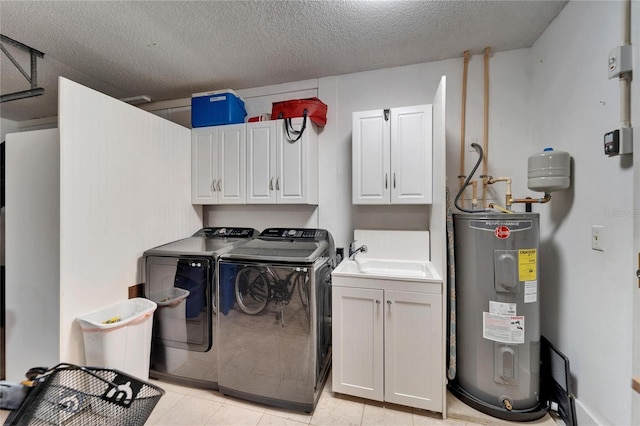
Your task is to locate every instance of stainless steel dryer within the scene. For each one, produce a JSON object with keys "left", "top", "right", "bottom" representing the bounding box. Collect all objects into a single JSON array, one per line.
[
  {"left": 218, "top": 228, "right": 335, "bottom": 412},
  {"left": 143, "top": 227, "right": 258, "bottom": 389}
]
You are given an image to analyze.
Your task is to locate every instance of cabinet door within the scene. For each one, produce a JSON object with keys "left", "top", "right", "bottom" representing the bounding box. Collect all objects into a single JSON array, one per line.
[
  {"left": 217, "top": 124, "right": 246, "bottom": 204},
  {"left": 246, "top": 121, "right": 277, "bottom": 204},
  {"left": 390, "top": 105, "right": 432, "bottom": 204},
  {"left": 352, "top": 110, "right": 391, "bottom": 204},
  {"left": 332, "top": 286, "right": 384, "bottom": 401},
  {"left": 277, "top": 118, "right": 309, "bottom": 204},
  {"left": 384, "top": 290, "right": 442, "bottom": 411},
  {"left": 191, "top": 128, "right": 218, "bottom": 204}
]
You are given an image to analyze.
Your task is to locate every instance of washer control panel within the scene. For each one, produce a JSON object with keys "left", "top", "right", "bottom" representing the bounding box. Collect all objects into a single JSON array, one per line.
[
  {"left": 260, "top": 228, "right": 328, "bottom": 241},
  {"left": 195, "top": 227, "right": 257, "bottom": 238}
]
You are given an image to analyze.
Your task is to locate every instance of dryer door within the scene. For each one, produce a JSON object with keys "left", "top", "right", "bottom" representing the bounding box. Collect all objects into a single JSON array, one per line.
[{"left": 145, "top": 256, "right": 213, "bottom": 352}]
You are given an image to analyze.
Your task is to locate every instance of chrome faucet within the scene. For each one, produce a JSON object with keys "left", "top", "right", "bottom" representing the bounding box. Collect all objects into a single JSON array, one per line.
[{"left": 348, "top": 241, "right": 368, "bottom": 260}]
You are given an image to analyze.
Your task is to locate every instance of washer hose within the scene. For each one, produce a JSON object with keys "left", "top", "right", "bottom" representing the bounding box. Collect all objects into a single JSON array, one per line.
[{"left": 454, "top": 143, "right": 490, "bottom": 213}]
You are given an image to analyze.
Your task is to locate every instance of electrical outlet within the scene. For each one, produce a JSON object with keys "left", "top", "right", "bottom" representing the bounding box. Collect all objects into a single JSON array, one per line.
[{"left": 592, "top": 225, "right": 604, "bottom": 251}]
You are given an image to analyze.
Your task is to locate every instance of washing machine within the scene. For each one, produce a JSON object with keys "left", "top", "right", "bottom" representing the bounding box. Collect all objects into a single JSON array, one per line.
[
  {"left": 217, "top": 228, "right": 336, "bottom": 412},
  {"left": 143, "top": 227, "right": 258, "bottom": 388}
]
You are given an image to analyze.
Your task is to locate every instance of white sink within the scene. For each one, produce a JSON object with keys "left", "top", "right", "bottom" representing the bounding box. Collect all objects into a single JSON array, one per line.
[{"left": 333, "top": 258, "right": 440, "bottom": 282}]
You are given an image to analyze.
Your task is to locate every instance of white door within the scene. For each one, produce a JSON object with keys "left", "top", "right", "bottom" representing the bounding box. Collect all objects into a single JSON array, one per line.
[
  {"left": 217, "top": 124, "right": 245, "bottom": 204},
  {"left": 246, "top": 121, "right": 277, "bottom": 204},
  {"left": 191, "top": 128, "right": 218, "bottom": 204},
  {"left": 277, "top": 118, "right": 307, "bottom": 204},
  {"left": 384, "top": 290, "right": 442, "bottom": 411},
  {"left": 332, "top": 286, "right": 384, "bottom": 401},
  {"left": 390, "top": 105, "right": 433, "bottom": 204},
  {"left": 352, "top": 109, "right": 390, "bottom": 204}
]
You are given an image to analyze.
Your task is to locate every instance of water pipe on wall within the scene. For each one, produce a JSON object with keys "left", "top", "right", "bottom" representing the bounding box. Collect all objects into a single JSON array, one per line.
[
  {"left": 480, "top": 47, "right": 491, "bottom": 208},
  {"left": 487, "top": 176, "right": 553, "bottom": 212},
  {"left": 486, "top": 176, "right": 512, "bottom": 210},
  {"left": 458, "top": 51, "right": 470, "bottom": 208},
  {"left": 619, "top": 0, "right": 632, "bottom": 129},
  {"left": 455, "top": 143, "right": 491, "bottom": 213}
]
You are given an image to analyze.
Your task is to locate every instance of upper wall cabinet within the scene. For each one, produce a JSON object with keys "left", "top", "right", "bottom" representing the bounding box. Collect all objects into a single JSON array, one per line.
[
  {"left": 192, "top": 118, "right": 318, "bottom": 205},
  {"left": 352, "top": 105, "right": 432, "bottom": 204},
  {"left": 246, "top": 118, "right": 319, "bottom": 205},
  {"left": 192, "top": 124, "right": 246, "bottom": 204}
]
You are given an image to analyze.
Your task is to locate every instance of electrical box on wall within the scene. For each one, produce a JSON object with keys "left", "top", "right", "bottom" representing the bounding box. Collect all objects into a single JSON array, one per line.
[
  {"left": 608, "top": 45, "right": 632, "bottom": 79},
  {"left": 604, "top": 128, "right": 633, "bottom": 156}
]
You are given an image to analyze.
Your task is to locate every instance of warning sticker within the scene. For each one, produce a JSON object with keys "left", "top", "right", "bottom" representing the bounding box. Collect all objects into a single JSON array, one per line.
[
  {"left": 524, "top": 280, "right": 538, "bottom": 303},
  {"left": 483, "top": 313, "right": 525, "bottom": 344},
  {"left": 518, "top": 249, "right": 537, "bottom": 281}
]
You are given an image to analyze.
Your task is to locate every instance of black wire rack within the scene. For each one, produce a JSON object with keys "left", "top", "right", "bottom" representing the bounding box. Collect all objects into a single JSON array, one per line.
[{"left": 5, "top": 363, "right": 164, "bottom": 426}]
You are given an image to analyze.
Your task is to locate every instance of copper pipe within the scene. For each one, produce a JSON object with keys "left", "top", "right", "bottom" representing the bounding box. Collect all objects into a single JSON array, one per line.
[
  {"left": 487, "top": 176, "right": 512, "bottom": 209},
  {"left": 459, "top": 51, "right": 470, "bottom": 208},
  {"left": 482, "top": 47, "right": 491, "bottom": 207},
  {"left": 512, "top": 193, "right": 552, "bottom": 204},
  {"left": 471, "top": 180, "right": 478, "bottom": 209}
]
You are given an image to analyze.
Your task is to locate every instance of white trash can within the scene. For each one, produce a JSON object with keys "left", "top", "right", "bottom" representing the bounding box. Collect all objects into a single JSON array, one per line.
[{"left": 77, "top": 298, "right": 157, "bottom": 380}]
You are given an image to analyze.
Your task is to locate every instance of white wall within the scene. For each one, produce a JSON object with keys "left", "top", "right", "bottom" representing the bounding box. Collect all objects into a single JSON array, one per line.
[
  {"left": 530, "top": 2, "right": 637, "bottom": 424},
  {"left": 202, "top": 51, "right": 531, "bottom": 253},
  {"left": 1, "top": 118, "right": 19, "bottom": 142},
  {"left": 57, "top": 78, "right": 203, "bottom": 365},
  {"left": 5, "top": 129, "right": 60, "bottom": 381}
]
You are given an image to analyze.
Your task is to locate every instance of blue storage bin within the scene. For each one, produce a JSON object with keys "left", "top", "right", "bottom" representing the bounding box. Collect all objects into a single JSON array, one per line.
[{"left": 191, "top": 90, "right": 247, "bottom": 128}]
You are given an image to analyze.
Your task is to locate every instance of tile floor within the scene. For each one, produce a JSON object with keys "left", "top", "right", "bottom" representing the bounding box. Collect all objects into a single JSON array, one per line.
[{"left": 0, "top": 373, "right": 561, "bottom": 426}]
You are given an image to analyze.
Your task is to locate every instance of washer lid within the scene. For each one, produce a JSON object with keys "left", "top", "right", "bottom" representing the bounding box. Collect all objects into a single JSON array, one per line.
[
  {"left": 222, "top": 239, "right": 329, "bottom": 263},
  {"left": 143, "top": 227, "right": 259, "bottom": 257}
]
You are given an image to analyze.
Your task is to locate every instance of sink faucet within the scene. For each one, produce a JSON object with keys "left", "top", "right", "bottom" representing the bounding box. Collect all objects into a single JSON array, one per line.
[{"left": 348, "top": 241, "right": 368, "bottom": 260}]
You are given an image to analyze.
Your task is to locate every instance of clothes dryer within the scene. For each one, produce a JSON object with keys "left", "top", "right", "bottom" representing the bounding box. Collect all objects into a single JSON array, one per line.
[
  {"left": 143, "top": 227, "right": 258, "bottom": 388},
  {"left": 218, "top": 228, "right": 335, "bottom": 412}
]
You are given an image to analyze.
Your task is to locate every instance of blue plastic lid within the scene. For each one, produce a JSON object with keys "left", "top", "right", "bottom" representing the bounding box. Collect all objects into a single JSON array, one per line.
[{"left": 543, "top": 147, "right": 554, "bottom": 151}]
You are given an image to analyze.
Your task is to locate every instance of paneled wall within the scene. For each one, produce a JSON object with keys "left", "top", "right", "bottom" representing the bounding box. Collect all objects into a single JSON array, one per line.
[{"left": 4, "top": 78, "right": 203, "bottom": 379}]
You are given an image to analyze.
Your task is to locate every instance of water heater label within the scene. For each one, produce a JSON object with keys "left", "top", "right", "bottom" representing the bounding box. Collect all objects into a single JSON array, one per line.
[
  {"left": 483, "top": 313, "right": 525, "bottom": 344},
  {"left": 489, "top": 301, "right": 517, "bottom": 316},
  {"left": 524, "top": 280, "right": 538, "bottom": 303},
  {"left": 469, "top": 220, "right": 533, "bottom": 233},
  {"left": 518, "top": 249, "right": 537, "bottom": 281}
]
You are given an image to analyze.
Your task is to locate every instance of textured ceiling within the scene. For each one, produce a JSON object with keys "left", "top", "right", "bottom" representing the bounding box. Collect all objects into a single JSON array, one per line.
[{"left": 0, "top": 0, "right": 566, "bottom": 122}]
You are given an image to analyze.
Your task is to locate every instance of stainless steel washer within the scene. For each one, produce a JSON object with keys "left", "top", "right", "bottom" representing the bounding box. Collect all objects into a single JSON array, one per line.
[
  {"left": 218, "top": 228, "right": 336, "bottom": 412},
  {"left": 143, "top": 227, "right": 258, "bottom": 388}
]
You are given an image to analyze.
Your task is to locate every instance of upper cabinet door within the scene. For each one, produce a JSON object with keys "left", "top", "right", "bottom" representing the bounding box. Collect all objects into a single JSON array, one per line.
[
  {"left": 277, "top": 118, "right": 318, "bottom": 205},
  {"left": 218, "top": 124, "right": 246, "bottom": 204},
  {"left": 352, "top": 110, "right": 391, "bottom": 204},
  {"left": 390, "top": 105, "right": 432, "bottom": 204},
  {"left": 191, "top": 128, "right": 218, "bottom": 204},
  {"left": 246, "top": 121, "right": 277, "bottom": 204}
]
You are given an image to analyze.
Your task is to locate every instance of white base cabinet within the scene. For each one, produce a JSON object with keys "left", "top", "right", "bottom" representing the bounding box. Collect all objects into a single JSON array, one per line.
[{"left": 332, "top": 278, "right": 444, "bottom": 413}]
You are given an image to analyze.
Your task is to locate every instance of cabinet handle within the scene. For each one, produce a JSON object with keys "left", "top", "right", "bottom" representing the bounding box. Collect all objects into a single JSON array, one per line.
[
  {"left": 211, "top": 179, "right": 217, "bottom": 192},
  {"left": 376, "top": 300, "right": 380, "bottom": 304},
  {"left": 393, "top": 173, "right": 396, "bottom": 189},
  {"left": 276, "top": 177, "right": 280, "bottom": 191},
  {"left": 387, "top": 300, "right": 392, "bottom": 305},
  {"left": 269, "top": 177, "right": 274, "bottom": 191},
  {"left": 385, "top": 174, "right": 388, "bottom": 189},
  {"left": 217, "top": 180, "right": 222, "bottom": 191}
]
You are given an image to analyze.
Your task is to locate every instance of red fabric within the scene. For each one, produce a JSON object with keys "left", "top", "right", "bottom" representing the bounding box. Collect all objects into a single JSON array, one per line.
[{"left": 271, "top": 97, "right": 328, "bottom": 127}]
